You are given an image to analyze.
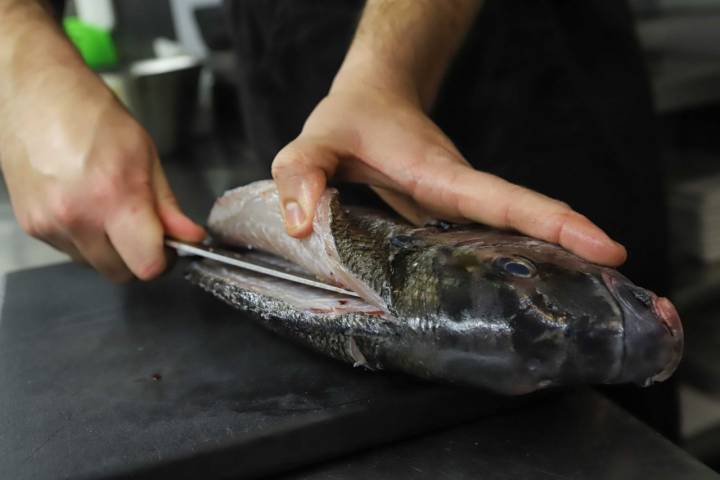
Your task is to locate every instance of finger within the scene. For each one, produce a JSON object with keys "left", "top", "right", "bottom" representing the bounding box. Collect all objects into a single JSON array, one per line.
[
  {"left": 152, "top": 160, "right": 206, "bottom": 243},
  {"left": 411, "top": 161, "right": 627, "bottom": 266},
  {"left": 370, "top": 186, "right": 436, "bottom": 226},
  {"left": 72, "top": 229, "right": 133, "bottom": 282},
  {"left": 271, "top": 138, "right": 340, "bottom": 238},
  {"left": 41, "top": 234, "right": 85, "bottom": 264},
  {"left": 105, "top": 197, "right": 167, "bottom": 280}
]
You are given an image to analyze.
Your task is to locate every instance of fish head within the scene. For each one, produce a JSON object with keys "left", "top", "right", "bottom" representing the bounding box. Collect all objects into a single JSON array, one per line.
[{"left": 423, "top": 234, "right": 683, "bottom": 393}]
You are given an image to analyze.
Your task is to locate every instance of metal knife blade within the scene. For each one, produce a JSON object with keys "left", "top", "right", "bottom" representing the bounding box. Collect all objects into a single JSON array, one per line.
[{"left": 166, "top": 239, "right": 360, "bottom": 298}]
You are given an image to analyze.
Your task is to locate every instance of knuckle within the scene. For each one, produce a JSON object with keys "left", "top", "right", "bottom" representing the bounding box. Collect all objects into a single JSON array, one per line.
[
  {"left": 549, "top": 211, "right": 577, "bottom": 242},
  {"left": 51, "top": 197, "right": 82, "bottom": 228},
  {"left": 135, "top": 257, "right": 165, "bottom": 281},
  {"left": 93, "top": 135, "right": 153, "bottom": 185},
  {"left": 91, "top": 166, "right": 151, "bottom": 204},
  {"left": 89, "top": 173, "right": 123, "bottom": 203},
  {"left": 271, "top": 154, "right": 295, "bottom": 178},
  {"left": 551, "top": 210, "right": 575, "bottom": 225},
  {"left": 270, "top": 163, "right": 281, "bottom": 180},
  {"left": 272, "top": 144, "right": 337, "bottom": 183},
  {"left": 272, "top": 143, "right": 312, "bottom": 172},
  {"left": 21, "top": 212, "right": 53, "bottom": 238},
  {"left": 123, "top": 166, "right": 153, "bottom": 193},
  {"left": 104, "top": 126, "right": 152, "bottom": 163},
  {"left": 554, "top": 200, "right": 573, "bottom": 211}
]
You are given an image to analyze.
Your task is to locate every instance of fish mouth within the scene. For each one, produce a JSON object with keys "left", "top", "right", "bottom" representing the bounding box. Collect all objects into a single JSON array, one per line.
[
  {"left": 649, "top": 296, "right": 684, "bottom": 382},
  {"left": 601, "top": 271, "right": 684, "bottom": 385}
]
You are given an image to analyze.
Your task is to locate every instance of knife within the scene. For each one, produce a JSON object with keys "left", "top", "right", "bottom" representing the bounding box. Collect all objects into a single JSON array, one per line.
[{"left": 165, "top": 239, "right": 361, "bottom": 298}]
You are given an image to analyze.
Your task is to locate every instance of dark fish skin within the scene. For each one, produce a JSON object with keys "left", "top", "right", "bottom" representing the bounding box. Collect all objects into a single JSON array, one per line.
[
  {"left": 328, "top": 200, "right": 682, "bottom": 393},
  {"left": 186, "top": 262, "right": 399, "bottom": 368},
  {"left": 188, "top": 181, "right": 684, "bottom": 395}
]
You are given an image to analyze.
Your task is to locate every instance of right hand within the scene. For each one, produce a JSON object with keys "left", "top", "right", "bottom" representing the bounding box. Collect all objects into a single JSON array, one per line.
[{"left": 0, "top": 80, "right": 205, "bottom": 282}]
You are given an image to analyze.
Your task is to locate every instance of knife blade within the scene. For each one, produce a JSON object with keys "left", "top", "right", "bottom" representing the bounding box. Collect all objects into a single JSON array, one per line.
[{"left": 165, "top": 239, "right": 361, "bottom": 298}]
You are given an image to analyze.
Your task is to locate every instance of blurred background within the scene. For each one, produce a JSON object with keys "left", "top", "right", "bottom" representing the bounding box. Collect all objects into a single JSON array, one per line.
[{"left": 2, "top": 0, "right": 720, "bottom": 471}]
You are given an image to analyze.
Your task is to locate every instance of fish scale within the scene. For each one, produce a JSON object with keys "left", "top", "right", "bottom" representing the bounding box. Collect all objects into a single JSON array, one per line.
[
  {"left": 187, "top": 261, "right": 392, "bottom": 370},
  {"left": 329, "top": 200, "right": 396, "bottom": 307}
]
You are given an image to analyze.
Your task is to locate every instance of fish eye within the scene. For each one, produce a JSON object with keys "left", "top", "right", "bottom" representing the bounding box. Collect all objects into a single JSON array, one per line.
[{"left": 494, "top": 256, "right": 536, "bottom": 278}]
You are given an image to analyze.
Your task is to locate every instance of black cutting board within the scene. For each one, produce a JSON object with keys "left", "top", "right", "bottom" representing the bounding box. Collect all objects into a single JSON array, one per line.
[{"left": 0, "top": 262, "right": 512, "bottom": 480}]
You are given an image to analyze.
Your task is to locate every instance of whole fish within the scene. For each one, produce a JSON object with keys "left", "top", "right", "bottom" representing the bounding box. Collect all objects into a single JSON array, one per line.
[{"left": 187, "top": 180, "right": 683, "bottom": 395}]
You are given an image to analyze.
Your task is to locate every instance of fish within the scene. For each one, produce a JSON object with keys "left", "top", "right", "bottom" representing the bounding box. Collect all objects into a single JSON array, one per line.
[{"left": 186, "top": 180, "right": 683, "bottom": 395}]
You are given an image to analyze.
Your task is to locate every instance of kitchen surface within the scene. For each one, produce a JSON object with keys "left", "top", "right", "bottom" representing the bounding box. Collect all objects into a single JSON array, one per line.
[
  {"left": 0, "top": 258, "right": 713, "bottom": 479},
  {"left": 3, "top": 0, "right": 720, "bottom": 478}
]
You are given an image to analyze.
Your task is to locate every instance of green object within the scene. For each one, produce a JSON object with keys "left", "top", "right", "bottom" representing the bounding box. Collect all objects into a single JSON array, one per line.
[{"left": 63, "top": 16, "right": 117, "bottom": 69}]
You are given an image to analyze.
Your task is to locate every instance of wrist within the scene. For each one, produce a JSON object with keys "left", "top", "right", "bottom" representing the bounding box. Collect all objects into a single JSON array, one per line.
[
  {"left": 330, "top": 46, "right": 426, "bottom": 110},
  {"left": 330, "top": 1, "right": 482, "bottom": 111}
]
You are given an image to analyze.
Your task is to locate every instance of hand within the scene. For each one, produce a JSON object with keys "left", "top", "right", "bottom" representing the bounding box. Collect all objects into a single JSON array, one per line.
[
  {"left": 0, "top": 82, "right": 205, "bottom": 281},
  {"left": 271, "top": 83, "right": 626, "bottom": 267}
]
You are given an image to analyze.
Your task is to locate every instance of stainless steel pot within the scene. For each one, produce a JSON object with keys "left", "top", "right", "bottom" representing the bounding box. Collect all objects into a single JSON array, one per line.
[{"left": 123, "top": 55, "right": 203, "bottom": 155}]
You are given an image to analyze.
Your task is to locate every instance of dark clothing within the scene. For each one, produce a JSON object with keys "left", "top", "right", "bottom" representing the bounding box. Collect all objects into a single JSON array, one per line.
[
  {"left": 225, "top": 0, "right": 678, "bottom": 439},
  {"left": 224, "top": 0, "right": 362, "bottom": 164},
  {"left": 225, "top": 0, "right": 667, "bottom": 290},
  {"left": 436, "top": 1, "right": 668, "bottom": 294}
]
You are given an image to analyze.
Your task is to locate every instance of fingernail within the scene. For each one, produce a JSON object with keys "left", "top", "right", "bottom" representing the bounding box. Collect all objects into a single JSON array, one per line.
[{"left": 284, "top": 201, "right": 305, "bottom": 230}]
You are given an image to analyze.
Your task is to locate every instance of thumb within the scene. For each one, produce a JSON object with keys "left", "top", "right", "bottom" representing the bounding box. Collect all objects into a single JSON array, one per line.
[
  {"left": 152, "top": 160, "right": 206, "bottom": 242},
  {"left": 271, "top": 138, "right": 339, "bottom": 238}
]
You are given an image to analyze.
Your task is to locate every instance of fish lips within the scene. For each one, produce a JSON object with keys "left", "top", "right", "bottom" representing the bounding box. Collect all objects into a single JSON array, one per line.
[{"left": 601, "top": 271, "right": 684, "bottom": 386}]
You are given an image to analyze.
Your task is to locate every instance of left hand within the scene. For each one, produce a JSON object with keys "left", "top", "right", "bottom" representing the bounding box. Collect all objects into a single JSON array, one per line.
[{"left": 271, "top": 81, "right": 627, "bottom": 267}]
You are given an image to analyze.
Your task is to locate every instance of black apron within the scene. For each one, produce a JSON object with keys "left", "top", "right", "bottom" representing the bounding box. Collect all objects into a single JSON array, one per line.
[{"left": 224, "top": 0, "right": 677, "bottom": 439}]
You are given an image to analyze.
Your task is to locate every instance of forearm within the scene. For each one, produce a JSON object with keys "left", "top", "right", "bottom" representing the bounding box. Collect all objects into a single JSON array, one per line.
[
  {"left": 0, "top": 1, "right": 104, "bottom": 105},
  {"left": 332, "top": 0, "right": 483, "bottom": 110}
]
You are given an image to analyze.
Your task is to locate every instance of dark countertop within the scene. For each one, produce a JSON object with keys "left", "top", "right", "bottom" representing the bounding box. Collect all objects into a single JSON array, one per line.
[
  {"left": 0, "top": 262, "right": 516, "bottom": 480},
  {"left": 282, "top": 388, "right": 716, "bottom": 480},
  {"left": 0, "top": 261, "right": 716, "bottom": 479}
]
